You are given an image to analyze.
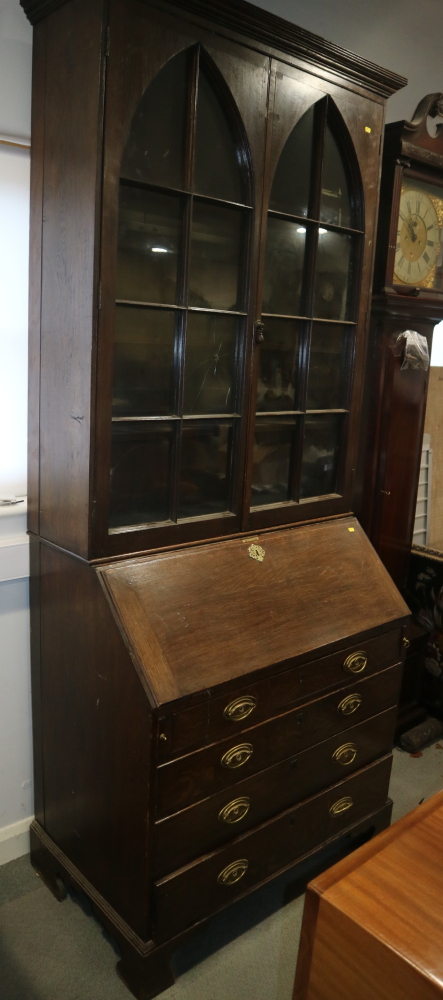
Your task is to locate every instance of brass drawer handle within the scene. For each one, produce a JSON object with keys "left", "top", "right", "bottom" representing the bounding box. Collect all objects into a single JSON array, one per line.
[
  {"left": 338, "top": 693, "right": 362, "bottom": 716},
  {"left": 217, "top": 859, "right": 249, "bottom": 886},
  {"left": 223, "top": 696, "right": 257, "bottom": 723},
  {"left": 330, "top": 796, "right": 353, "bottom": 817},
  {"left": 403, "top": 637, "right": 410, "bottom": 650},
  {"left": 343, "top": 651, "right": 368, "bottom": 674},
  {"left": 218, "top": 797, "right": 251, "bottom": 825},
  {"left": 332, "top": 742, "right": 357, "bottom": 766},
  {"left": 220, "top": 743, "right": 253, "bottom": 769}
]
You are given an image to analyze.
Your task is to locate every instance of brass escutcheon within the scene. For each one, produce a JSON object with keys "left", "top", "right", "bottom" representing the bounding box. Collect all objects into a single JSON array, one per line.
[
  {"left": 217, "top": 859, "right": 249, "bottom": 886},
  {"left": 218, "top": 797, "right": 251, "bottom": 825},
  {"left": 338, "top": 693, "right": 362, "bottom": 715},
  {"left": 223, "top": 695, "right": 257, "bottom": 723},
  {"left": 332, "top": 742, "right": 358, "bottom": 766},
  {"left": 220, "top": 743, "right": 254, "bottom": 769},
  {"left": 329, "top": 796, "right": 353, "bottom": 817},
  {"left": 343, "top": 651, "right": 368, "bottom": 674}
]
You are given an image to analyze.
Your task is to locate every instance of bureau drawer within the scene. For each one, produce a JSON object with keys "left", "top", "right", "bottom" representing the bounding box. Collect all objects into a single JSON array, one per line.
[
  {"left": 153, "top": 706, "right": 397, "bottom": 876},
  {"left": 156, "top": 664, "right": 402, "bottom": 816},
  {"left": 153, "top": 755, "right": 393, "bottom": 941},
  {"left": 157, "top": 629, "right": 402, "bottom": 760}
]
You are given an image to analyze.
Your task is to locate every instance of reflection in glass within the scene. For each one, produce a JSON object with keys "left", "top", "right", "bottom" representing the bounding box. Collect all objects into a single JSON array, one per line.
[
  {"left": 109, "top": 422, "right": 173, "bottom": 527},
  {"left": 300, "top": 414, "right": 341, "bottom": 499},
  {"left": 195, "top": 70, "right": 243, "bottom": 204},
  {"left": 117, "top": 186, "right": 181, "bottom": 304},
  {"left": 250, "top": 418, "right": 295, "bottom": 507},
  {"left": 189, "top": 202, "right": 243, "bottom": 310},
  {"left": 184, "top": 313, "right": 239, "bottom": 414},
  {"left": 257, "top": 318, "right": 299, "bottom": 411},
  {"left": 313, "top": 229, "right": 354, "bottom": 321},
  {"left": 263, "top": 218, "right": 306, "bottom": 316},
  {"left": 120, "top": 51, "right": 187, "bottom": 189},
  {"left": 112, "top": 307, "right": 177, "bottom": 417},
  {"left": 320, "top": 124, "right": 352, "bottom": 228},
  {"left": 307, "top": 323, "right": 350, "bottom": 410},
  {"left": 269, "top": 105, "right": 314, "bottom": 218},
  {"left": 178, "top": 420, "right": 233, "bottom": 518}
]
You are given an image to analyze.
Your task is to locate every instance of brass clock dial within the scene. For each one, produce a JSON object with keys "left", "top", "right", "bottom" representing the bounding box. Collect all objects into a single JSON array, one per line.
[{"left": 394, "top": 188, "right": 440, "bottom": 285}]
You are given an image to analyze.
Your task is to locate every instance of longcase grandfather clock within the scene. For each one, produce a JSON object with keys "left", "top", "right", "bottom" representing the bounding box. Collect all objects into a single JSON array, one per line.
[{"left": 21, "top": 0, "right": 408, "bottom": 996}]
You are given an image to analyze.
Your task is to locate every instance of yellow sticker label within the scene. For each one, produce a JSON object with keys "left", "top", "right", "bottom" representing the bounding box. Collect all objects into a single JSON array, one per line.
[
  {"left": 364, "top": 126, "right": 372, "bottom": 133},
  {"left": 348, "top": 527, "right": 355, "bottom": 532}
]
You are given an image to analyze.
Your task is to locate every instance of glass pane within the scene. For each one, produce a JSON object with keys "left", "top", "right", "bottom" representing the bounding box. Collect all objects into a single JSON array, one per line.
[
  {"left": 250, "top": 417, "right": 295, "bottom": 507},
  {"left": 178, "top": 420, "right": 233, "bottom": 518},
  {"left": 189, "top": 202, "right": 244, "bottom": 310},
  {"left": 269, "top": 105, "right": 314, "bottom": 218},
  {"left": 184, "top": 313, "right": 239, "bottom": 414},
  {"left": 313, "top": 229, "right": 355, "bottom": 321},
  {"left": 120, "top": 51, "right": 188, "bottom": 189},
  {"left": 257, "top": 318, "right": 299, "bottom": 412},
  {"left": 117, "top": 186, "right": 181, "bottom": 304},
  {"left": 300, "top": 414, "right": 342, "bottom": 499},
  {"left": 112, "top": 306, "right": 176, "bottom": 417},
  {"left": 320, "top": 123, "right": 352, "bottom": 228},
  {"left": 109, "top": 422, "right": 173, "bottom": 528},
  {"left": 307, "top": 323, "right": 350, "bottom": 410},
  {"left": 194, "top": 69, "right": 243, "bottom": 204},
  {"left": 262, "top": 217, "right": 306, "bottom": 315}
]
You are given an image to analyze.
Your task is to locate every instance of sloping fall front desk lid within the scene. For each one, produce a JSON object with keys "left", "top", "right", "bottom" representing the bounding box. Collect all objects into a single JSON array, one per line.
[{"left": 97, "top": 516, "right": 409, "bottom": 707}]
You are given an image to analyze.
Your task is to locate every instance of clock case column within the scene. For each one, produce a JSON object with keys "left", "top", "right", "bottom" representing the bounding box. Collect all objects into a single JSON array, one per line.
[{"left": 360, "top": 94, "right": 443, "bottom": 735}]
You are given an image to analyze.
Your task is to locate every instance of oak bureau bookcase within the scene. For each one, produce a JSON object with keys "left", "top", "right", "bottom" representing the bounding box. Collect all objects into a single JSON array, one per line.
[{"left": 21, "top": 0, "right": 409, "bottom": 995}]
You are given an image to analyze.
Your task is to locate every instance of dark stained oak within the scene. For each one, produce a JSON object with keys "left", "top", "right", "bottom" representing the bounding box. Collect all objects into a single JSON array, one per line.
[
  {"left": 100, "top": 517, "right": 408, "bottom": 702},
  {"left": 24, "top": 1, "right": 407, "bottom": 995}
]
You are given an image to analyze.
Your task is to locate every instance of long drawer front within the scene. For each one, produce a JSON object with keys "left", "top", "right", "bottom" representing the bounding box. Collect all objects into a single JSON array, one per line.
[
  {"left": 156, "top": 664, "right": 402, "bottom": 815},
  {"left": 153, "top": 706, "right": 397, "bottom": 877},
  {"left": 157, "top": 629, "right": 402, "bottom": 759},
  {"left": 153, "top": 755, "right": 393, "bottom": 941}
]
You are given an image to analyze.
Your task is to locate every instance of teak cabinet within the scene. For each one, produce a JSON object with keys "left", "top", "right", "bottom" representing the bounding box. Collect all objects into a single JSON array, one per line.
[{"left": 21, "top": 0, "right": 409, "bottom": 996}]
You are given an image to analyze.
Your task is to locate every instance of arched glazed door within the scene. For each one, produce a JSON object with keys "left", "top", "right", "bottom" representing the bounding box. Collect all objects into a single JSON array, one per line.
[
  {"left": 249, "top": 93, "right": 365, "bottom": 524},
  {"left": 108, "top": 47, "right": 254, "bottom": 533}
]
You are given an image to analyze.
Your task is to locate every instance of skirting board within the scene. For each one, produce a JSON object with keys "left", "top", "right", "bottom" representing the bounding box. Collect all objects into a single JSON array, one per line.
[{"left": 0, "top": 816, "right": 34, "bottom": 865}]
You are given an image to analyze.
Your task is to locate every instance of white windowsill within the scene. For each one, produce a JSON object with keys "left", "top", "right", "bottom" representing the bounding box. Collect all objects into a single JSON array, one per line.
[{"left": 0, "top": 497, "right": 29, "bottom": 582}]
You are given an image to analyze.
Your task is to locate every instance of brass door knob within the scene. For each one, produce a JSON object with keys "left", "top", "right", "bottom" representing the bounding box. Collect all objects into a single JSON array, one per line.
[
  {"left": 223, "top": 696, "right": 257, "bottom": 723},
  {"left": 217, "top": 859, "right": 249, "bottom": 885},
  {"left": 338, "top": 693, "right": 362, "bottom": 715},
  {"left": 218, "top": 797, "right": 251, "bottom": 824},
  {"left": 220, "top": 743, "right": 253, "bottom": 769},
  {"left": 343, "top": 651, "right": 367, "bottom": 674}
]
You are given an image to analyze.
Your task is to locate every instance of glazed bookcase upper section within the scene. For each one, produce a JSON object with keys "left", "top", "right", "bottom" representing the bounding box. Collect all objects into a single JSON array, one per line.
[
  {"left": 26, "top": 0, "right": 405, "bottom": 560},
  {"left": 21, "top": 0, "right": 406, "bottom": 98}
]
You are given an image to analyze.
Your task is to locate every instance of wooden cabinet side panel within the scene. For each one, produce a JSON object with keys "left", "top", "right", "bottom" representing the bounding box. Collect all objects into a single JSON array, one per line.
[
  {"left": 39, "top": 544, "right": 152, "bottom": 939},
  {"left": 38, "top": 0, "right": 106, "bottom": 557}
]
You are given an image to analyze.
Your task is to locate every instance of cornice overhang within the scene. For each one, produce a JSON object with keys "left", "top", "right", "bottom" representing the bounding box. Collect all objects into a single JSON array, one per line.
[{"left": 20, "top": 0, "right": 406, "bottom": 100}]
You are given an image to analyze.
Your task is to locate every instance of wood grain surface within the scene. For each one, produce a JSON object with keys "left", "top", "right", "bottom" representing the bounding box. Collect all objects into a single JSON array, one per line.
[
  {"left": 100, "top": 517, "right": 409, "bottom": 701},
  {"left": 294, "top": 789, "right": 443, "bottom": 1000}
]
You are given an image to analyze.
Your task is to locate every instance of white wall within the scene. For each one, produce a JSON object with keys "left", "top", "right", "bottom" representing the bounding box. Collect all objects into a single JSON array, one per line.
[{"left": 2, "top": 0, "right": 443, "bottom": 860}]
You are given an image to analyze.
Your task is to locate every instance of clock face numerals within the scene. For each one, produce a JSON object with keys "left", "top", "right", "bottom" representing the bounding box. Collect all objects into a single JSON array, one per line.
[{"left": 394, "top": 189, "right": 441, "bottom": 285}]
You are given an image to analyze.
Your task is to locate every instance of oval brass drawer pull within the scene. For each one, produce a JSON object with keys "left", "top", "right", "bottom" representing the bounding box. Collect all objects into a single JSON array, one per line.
[
  {"left": 223, "top": 696, "right": 257, "bottom": 723},
  {"left": 338, "top": 693, "right": 362, "bottom": 715},
  {"left": 403, "top": 637, "right": 410, "bottom": 650},
  {"left": 329, "top": 796, "right": 353, "bottom": 817},
  {"left": 332, "top": 742, "right": 358, "bottom": 766},
  {"left": 218, "top": 797, "right": 251, "bottom": 825},
  {"left": 343, "top": 651, "right": 368, "bottom": 674},
  {"left": 217, "top": 859, "right": 249, "bottom": 886},
  {"left": 220, "top": 743, "right": 253, "bottom": 769}
]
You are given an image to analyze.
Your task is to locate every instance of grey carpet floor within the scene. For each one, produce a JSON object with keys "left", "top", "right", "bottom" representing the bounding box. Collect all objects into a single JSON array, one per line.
[{"left": 1, "top": 744, "right": 442, "bottom": 1000}]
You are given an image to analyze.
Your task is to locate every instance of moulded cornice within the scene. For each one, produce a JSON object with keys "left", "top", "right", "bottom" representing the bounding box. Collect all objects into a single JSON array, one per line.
[{"left": 20, "top": 0, "right": 406, "bottom": 99}]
